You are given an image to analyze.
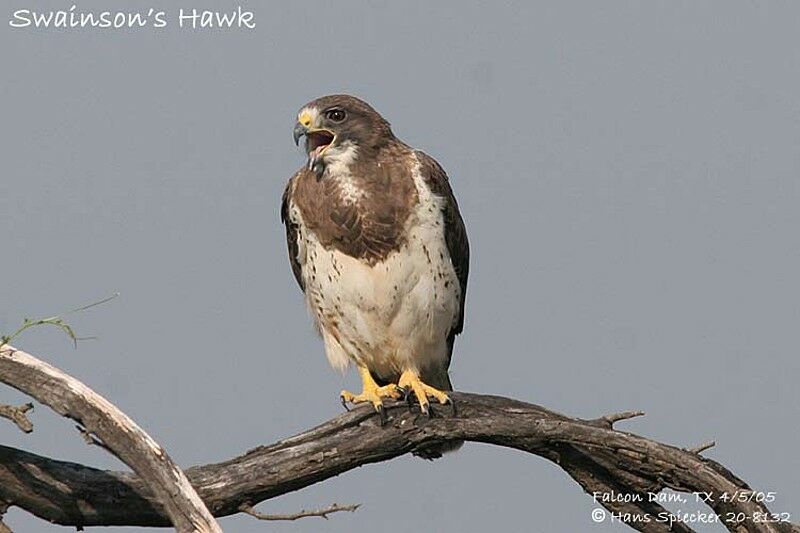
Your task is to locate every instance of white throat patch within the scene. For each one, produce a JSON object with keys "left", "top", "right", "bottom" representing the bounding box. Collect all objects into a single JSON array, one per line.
[{"left": 324, "top": 141, "right": 363, "bottom": 203}]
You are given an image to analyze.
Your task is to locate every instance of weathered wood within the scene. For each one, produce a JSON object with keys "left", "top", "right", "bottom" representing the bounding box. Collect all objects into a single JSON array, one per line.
[
  {"left": 0, "top": 403, "right": 33, "bottom": 433},
  {"left": 0, "top": 345, "right": 221, "bottom": 532},
  {"left": 0, "top": 390, "right": 796, "bottom": 533}
]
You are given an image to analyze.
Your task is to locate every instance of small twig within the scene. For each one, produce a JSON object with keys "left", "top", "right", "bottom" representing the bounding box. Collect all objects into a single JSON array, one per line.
[
  {"left": 0, "top": 316, "right": 83, "bottom": 350},
  {"left": 240, "top": 502, "right": 360, "bottom": 522},
  {"left": 75, "top": 425, "right": 114, "bottom": 454},
  {"left": 66, "top": 294, "right": 120, "bottom": 314},
  {"left": 686, "top": 440, "right": 715, "bottom": 454},
  {"left": 0, "top": 403, "right": 33, "bottom": 433},
  {"left": 594, "top": 410, "right": 645, "bottom": 428},
  {"left": 0, "top": 293, "right": 118, "bottom": 350}
]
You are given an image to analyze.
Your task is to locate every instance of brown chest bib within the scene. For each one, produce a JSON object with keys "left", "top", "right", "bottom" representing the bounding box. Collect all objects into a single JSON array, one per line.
[{"left": 290, "top": 149, "right": 418, "bottom": 265}]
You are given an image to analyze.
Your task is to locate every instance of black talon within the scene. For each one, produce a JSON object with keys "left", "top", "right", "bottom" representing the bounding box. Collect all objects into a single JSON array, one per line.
[
  {"left": 340, "top": 396, "right": 350, "bottom": 411},
  {"left": 376, "top": 404, "right": 388, "bottom": 426},
  {"left": 402, "top": 388, "right": 415, "bottom": 411},
  {"left": 447, "top": 397, "right": 457, "bottom": 417},
  {"left": 419, "top": 402, "right": 430, "bottom": 417}
]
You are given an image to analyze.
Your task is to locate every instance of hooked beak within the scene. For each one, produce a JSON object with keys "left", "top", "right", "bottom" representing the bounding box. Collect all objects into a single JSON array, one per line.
[{"left": 293, "top": 122, "right": 307, "bottom": 146}]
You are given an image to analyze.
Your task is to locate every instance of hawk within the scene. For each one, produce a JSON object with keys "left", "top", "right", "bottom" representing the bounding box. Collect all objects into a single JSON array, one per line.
[{"left": 281, "top": 94, "right": 469, "bottom": 425}]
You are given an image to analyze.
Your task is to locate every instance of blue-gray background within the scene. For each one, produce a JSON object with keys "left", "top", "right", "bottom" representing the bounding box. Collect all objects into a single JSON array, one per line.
[{"left": 1, "top": 1, "right": 798, "bottom": 531}]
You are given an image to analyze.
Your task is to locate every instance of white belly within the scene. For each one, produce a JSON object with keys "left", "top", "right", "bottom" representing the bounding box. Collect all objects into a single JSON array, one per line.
[{"left": 290, "top": 172, "right": 460, "bottom": 379}]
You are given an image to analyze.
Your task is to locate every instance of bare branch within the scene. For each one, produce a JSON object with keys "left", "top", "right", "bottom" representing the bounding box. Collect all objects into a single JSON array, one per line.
[
  {"left": 0, "top": 392, "right": 796, "bottom": 533},
  {"left": 591, "top": 410, "right": 646, "bottom": 428},
  {"left": 0, "top": 403, "right": 33, "bottom": 434},
  {"left": 686, "top": 440, "right": 716, "bottom": 454},
  {"left": 239, "top": 502, "right": 359, "bottom": 522},
  {"left": 0, "top": 345, "right": 221, "bottom": 533}
]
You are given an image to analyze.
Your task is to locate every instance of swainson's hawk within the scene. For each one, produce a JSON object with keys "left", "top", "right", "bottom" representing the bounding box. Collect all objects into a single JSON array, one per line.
[{"left": 281, "top": 95, "right": 469, "bottom": 436}]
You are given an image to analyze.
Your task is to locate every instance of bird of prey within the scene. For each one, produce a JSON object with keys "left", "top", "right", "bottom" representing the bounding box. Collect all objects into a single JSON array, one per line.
[{"left": 281, "top": 94, "right": 469, "bottom": 425}]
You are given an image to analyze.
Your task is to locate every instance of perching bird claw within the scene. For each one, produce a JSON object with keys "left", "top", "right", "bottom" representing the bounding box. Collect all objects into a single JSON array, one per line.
[
  {"left": 398, "top": 370, "right": 451, "bottom": 418},
  {"left": 340, "top": 365, "right": 401, "bottom": 423},
  {"left": 420, "top": 401, "right": 431, "bottom": 417},
  {"left": 400, "top": 386, "right": 415, "bottom": 411},
  {"left": 376, "top": 404, "right": 388, "bottom": 426}
]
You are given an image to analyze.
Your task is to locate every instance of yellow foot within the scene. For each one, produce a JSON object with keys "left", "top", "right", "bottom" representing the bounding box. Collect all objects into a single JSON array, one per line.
[
  {"left": 340, "top": 366, "right": 401, "bottom": 424},
  {"left": 398, "top": 370, "right": 451, "bottom": 416},
  {"left": 340, "top": 384, "right": 401, "bottom": 408}
]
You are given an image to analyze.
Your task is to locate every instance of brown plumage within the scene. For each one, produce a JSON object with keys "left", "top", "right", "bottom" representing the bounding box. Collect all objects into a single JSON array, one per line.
[{"left": 285, "top": 146, "right": 418, "bottom": 266}]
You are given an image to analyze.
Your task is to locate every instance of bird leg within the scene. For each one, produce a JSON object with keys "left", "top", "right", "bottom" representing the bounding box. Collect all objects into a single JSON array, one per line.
[
  {"left": 398, "top": 370, "right": 451, "bottom": 416},
  {"left": 340, "top": 365, "right": 401, "bottom": 422}
]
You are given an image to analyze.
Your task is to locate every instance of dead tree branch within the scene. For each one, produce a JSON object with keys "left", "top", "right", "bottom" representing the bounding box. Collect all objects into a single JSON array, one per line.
[
  {"left": 239, "top": 502, "right": 360, "bottom": 522},
  {"left": 0, "top": 345, "right": 221, "bottom": 532},
  {"left": 0, "top": 403, "right": 33, "bottom": 434},
  {"left": 686, "top": 441, "right": 716, "bottom": 454},
  {"left": 593, "top": 409, "right": 645, "bottom": 428},
  {"left": 0, "top": 381, "right": 796, "bottom": 532}
]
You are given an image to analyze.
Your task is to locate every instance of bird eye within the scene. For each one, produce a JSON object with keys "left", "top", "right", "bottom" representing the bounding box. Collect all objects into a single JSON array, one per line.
[{"left": 326, "top": 109, "right": 346, "bottom": 122}]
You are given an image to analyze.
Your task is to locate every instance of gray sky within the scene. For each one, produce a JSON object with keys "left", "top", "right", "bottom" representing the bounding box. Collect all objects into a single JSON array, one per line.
[{"left": 1, "top": 1, "right": 798, "bottom": 531}]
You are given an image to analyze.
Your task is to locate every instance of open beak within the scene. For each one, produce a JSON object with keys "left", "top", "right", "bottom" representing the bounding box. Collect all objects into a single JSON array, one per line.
[{"left": 293, "top": 121, "right": 335, "bottom": 172}]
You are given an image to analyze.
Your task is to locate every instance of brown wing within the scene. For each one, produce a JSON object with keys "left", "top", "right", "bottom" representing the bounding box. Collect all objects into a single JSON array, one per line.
[
  {"left": 416, "top": 151, "right": 470, "bottom": 362},
  {"left": 280, "top": 174, "right": 304, "bottom": 292}
]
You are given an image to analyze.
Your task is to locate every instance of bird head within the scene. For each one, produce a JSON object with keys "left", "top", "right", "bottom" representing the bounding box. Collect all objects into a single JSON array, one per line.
[{"left": 293, "top": 95, "right": 393, "bottom": 176}]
